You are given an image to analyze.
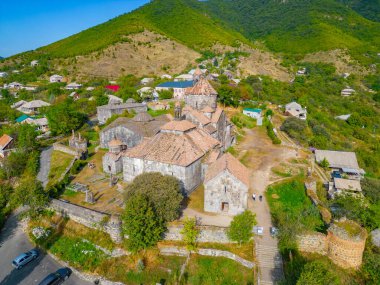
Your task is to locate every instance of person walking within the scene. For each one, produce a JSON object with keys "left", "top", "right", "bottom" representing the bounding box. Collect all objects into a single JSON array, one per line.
[
  {"left": 259, "top": 195, "right": 263, "bottom": 202},
  {"left": 252, "top": 193, "right": 256, "bottom": 201}
]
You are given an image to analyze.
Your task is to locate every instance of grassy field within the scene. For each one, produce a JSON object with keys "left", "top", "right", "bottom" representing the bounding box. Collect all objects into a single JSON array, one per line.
[
  {"left": 47, "top": 150, "right": 75, "bottom": 188},
  {"left": 184, "top": 255, "right": 254, "bottom": 285}
]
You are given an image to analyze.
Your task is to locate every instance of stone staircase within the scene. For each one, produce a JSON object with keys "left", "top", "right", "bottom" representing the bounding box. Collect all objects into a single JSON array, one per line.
[{"left": 256, "top": 244, "right": 284, "bottom": 285}]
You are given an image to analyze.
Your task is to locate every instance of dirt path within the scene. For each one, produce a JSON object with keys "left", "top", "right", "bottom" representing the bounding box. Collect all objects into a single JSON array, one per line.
[{"left": 235, "top": 128, "right": 297, "bottom": 284}]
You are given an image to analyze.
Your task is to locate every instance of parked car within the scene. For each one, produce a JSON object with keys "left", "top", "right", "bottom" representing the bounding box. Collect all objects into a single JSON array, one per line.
[
  {"left": 12, "top": 249, "right": 39, "bottom": 269},
  {"left": 253, "top": 226, "right": 264, "bottom": 235},
  {"left": 38, "top": 267, "right": 72, "bottom": 285}
]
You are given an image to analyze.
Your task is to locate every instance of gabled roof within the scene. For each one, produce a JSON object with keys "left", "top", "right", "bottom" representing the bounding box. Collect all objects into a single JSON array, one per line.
[
  {"left": 105, "top": 85, "right": 120, "bottom": 92},
  {"left": 16, "top": 114, "right": 31, "bottom": 123},
  {"left": 315, "top": 150, "right": 360, "bottom": 170},
  {"left": 244, "top": 108, "right": 262, "bottom": 113},
  {"left": 185, "top": 78, "right": 217, "bottom": 96},
  {"left": 160, "top": 120, "right": 197, "bottom": 132},
  {"left": 205, "top": 153, "right": 250, "bottom": 187},
  {"left": 285, "top": 101, "right": 302, "bottom": 109},
  {"left": 21, "top": 100, "right": 50, "bottom": 109},
  {"left": 0, "top": 134, "right": 13, "bottom": 149},
  {"left": 334, "top": 178, "right": 361, "bottom": 192}
]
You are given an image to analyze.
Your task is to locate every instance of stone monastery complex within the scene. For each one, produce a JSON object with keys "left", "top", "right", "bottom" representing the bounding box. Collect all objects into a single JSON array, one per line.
[{"left": 101, "top": 76, "right": 248, "bottom": 215}]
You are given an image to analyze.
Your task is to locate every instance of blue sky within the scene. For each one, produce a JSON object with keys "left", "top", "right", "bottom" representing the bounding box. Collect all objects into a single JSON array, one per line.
[{"left": 0, "top": 0, "right": 149, "bottom": 57}]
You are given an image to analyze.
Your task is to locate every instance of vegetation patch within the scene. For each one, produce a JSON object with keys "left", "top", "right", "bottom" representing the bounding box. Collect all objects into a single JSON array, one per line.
[{"left": 47, "top": 150, "right": 74, "bottom": 187}]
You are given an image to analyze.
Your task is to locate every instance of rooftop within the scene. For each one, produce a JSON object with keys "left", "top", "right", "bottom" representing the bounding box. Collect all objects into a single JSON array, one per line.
[
  {"left": 205, "top": 153, "right": 250, "bottom": 187},
  {"left": 157, "top": 81, "right": 194, "bottom": 89},
  {"left": 160, "top": 120, "right": 197, "bottom": 132},
  {"left": 315, "top": 150, "right": 360, "bottom": 170},
  {"left": 185, "top": 78, "right": 217, "bottom": 96},
  {"left": 334, "top": 178, "right": 362, "bottom": 192},
  {"left": 0, "top": 134, "right": 13, "bottom": 149}
]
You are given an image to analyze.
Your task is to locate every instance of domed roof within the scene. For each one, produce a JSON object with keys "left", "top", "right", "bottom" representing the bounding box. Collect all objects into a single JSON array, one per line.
[
  {"left": 126, "top": 98, "right": 136, "bottom": 103},
  {"left": 132, "top": 112, "right": 154, "bottom": 122},
  {"left": 108, "top": 139, "right": 123, "bottom": 147}
]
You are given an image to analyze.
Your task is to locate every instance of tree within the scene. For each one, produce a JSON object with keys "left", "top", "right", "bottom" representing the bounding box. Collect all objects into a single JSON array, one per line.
[
  {"left": 158, "top": 90, "right": 173, "bottom": 100},
  {"left": 16, "top": 124, "right": 38, "bottom": 150},
  {"left": 13, "top": 176, "right": 48, "bottom": 217},
  {"left": 124, "top": 172, "right": 183, "bottom": 222},
  {"left": 228, "top": 210, "right": 256, "bottom": 245},
  {"left": 181, "top": 217, "right": 199, "bottom": 251},
  {"left": 122, "top": 194, "right": 165, "bottom": 252},
  {"left": 319, "top": 158, "right": 329, "bottom": 169},
  {"left": 46, "top": 99, "right": 87, "bottom": 135},
  {"left": 296, "top": 260, "right": 339, "bottom": 285},
  {"left": 217, "top": 85, "right": 240, "bottom": 107}
]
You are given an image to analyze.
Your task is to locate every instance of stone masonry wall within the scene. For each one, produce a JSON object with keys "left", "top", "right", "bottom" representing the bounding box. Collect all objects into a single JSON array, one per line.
[
  {"left": 165, "top": 225, "right": 230, "bottom": 243},
  {"left": 53, "top": 143, "right": 79, "bottom": 157},
  {"left": 297, "top": 233, "right": 328, "bottom": 256}
]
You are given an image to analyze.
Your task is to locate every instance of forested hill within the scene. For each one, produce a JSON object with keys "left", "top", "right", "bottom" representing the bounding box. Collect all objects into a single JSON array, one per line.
[
  {"left": 191, "top": 0, "right": 380, "bottom": 58},
  {"left": 10, "top": 0, "right": 380, "bottom": 63}
]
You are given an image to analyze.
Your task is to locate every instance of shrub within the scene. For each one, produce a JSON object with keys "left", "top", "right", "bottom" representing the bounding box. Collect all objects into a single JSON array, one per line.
[
  {"left": 227, "top": 210, "right": 257, "bottom": 245},
  {"left": 181, "top": 217, "right": 199, "bottom": 251},
  {"left": 296, "top": 260, "right": 340, "bottom": 285}
]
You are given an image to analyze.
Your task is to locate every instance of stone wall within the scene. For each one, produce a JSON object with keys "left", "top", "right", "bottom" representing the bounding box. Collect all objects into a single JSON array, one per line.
[
  {"left": 185, "top": 94, "right": 217, "bottom": 110},
  {"left": 297, "top": 233, "right": 328, "bottom": 256},
  {"left": 296, "top": 221, "right": 367, "bottom": 269},
  {"left": 100, "top": 125, "right": 143, "bottom": 149},
  {"left": 49, "top": 199, "right": 122, "bottom": 243},
  {"left": 53, "top": 143, "right": 79, "bottom": 157},
  {"left": 160, "top": 246, "right": 254, "bottom": 269}
]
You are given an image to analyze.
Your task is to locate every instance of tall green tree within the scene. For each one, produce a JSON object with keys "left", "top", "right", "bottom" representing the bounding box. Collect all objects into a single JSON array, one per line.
[
  {"left": 181, "top": 217, "right": 199, "bottom": 251},
  {"left": 122, "top": 194, "right": 165, "bottom": 252},
  {"left": 217, "top": 85, "right": 240, "bottom": 107},
  {"left": 46, "top": 99, "right": 87, "bottom": 135},
  {"left": 296, "top": 260, "right": 340, "bottom": 285},
  {"left": 228, "top": 210, "right": 256, "bottom": 245},
  {"left": 124, "top": 172, "right": 183, "bottom": 222}
]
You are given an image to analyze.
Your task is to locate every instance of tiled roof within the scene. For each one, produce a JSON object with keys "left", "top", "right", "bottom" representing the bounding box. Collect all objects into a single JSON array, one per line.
[
  {"left": 188, "top": 109, "right": 211, "bottom": 125},
  {"left": 204, "top": 124, "right": 217, "bottom": 134},
  {"left": 160, "top": 120, "right": 197, "bottom": 132},
  {"left": 132, "top": 112, "right": 153, "bottom": 122},
  {"left": 205, "top": 153, "right": 250, "bottom": 187},
  {"left": 124, "top": 128, "right": 220, "bottom": 166},
  {"left": 185, "top": 78, "right": 217, "bottom": 96},
  {"left": 334, "top": 178, "right": 361, "bottom": 192},
  {"left": 21, "top": 100, "right": 50, "bottom": 109},
  {"left": 202, "top": 106, "right": 215, "bottom": 113},
  {"left": 211, "top": 107, "right": 223, "bottom": 123},
  {"left": 315, "top": 150, "right": 360, "bottom": 170},
  {"left": 193, "top": 67, "right": 203, "bottom": 76},
  {"left": 0, "top": 134, "right": 13, "bottom": 149}
]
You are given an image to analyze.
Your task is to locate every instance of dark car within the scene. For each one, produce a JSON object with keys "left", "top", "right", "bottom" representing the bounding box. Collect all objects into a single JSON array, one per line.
[
  {"left": 38, "top": 267, "right": 72, "bottom": 285},
  {"left": 12, "top": 249, "right": 39, "bottom": 269}
]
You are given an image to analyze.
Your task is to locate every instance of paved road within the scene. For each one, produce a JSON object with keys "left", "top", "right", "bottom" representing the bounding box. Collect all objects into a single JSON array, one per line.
[
  {"left": 0, "top": 211, "right": 92, "bottom": 285},
  {"left": 37, "top": 146, "right": 53, "bottom": 188}
]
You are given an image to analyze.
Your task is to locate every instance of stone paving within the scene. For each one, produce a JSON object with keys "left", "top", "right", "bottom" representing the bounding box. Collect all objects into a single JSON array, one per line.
[{"left": 36, "top": 146, "right": 53, "bottom": 188}]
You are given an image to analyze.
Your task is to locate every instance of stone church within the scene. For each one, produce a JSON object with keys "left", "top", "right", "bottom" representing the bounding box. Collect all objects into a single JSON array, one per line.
[{"left": 102, "top": 77, "right": 237, "bottom": 196}]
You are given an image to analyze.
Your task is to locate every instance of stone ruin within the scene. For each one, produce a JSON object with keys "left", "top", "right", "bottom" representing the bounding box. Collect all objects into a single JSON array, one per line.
[
  {"left": 297, "top": 218, "right": 367, "bottom": 269},
  {"left": 69, "top": 130, "right": 88, "bottom": 159}
]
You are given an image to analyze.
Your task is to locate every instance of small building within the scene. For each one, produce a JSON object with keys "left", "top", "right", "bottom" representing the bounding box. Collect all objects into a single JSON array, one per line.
[
  {"left": 285, "top": 102, "right": 307, "bottom": 120},
  {"left": 102, "top": 139, "right": 127, "bottom": 175},
  {"left": 69, "top": 131, "right": 88, "bottom": 159},
  {"left": 29, "top": 117, "right": 49, "bottom": 133},
  {"left": 315, "top": 150, "right": 364, "bottom": 179},
  {"left": 297, "top": 68, "right": 307, "bottom": 76},
  {"left": 0, "top": 72, "right": 8, "bottom": 78},
  {"left": 155, "top": 81, "right": 194, "bottom": 99},
  {"left": 50, "top": 74, "right": 63, "bottom": 83},
  {"left": 243, "top": 108, "right": 262, "bottom": 120},
  {"left": 107, "top": 94, "right": 123, "bottom": 105},
  {"left": 11, "top": 100, "right": 28, "bottom": 109},
  {"left": 7, "top": 82, "right": 23, "bottom": 90},
  {"left": 332, "top": 178, "right": 362, "bottom": 198},
  {"left": 140, "top": 78, "right": 154, "bottom": 85},
  {"left": 22, "top": 86, "right": 37, "bottom": 91},
  {"left": 17, "top": 100, "right": 50, "bottom": 114},
  {"left": 96, "top": 101, "right": 148, "bottom": 125},
  {"left": 160, "top": 74, "right": 172, "bottom": 79},
  {"left": 341, "top": 87, "right": 355, "bottom": 97},
  {"left": 148, "top": 101, "right": 170, "bottom": 111},
  {"left": 65, "top": 82, "right": 82, "bottom": 90},
  {"left": 174, "top": 74, "right": 194, "bottom": 82},
  {"left": 204, "top": 153, "right": 249, "bottom": 215},
  {"left": 0, "top": 134, "right": 14, "bottom": 158},
  {"left": 30, "top": 60, "right": 39, "bottom": 67},
  {"left": 335, "top": 114, "right": 351, "bottom": 121},
  {"left": 15, "top": 114, "right": 33, "bottom": 124},
  {"left": 137, "top": 87, "right": 157, "bottom": 100}
]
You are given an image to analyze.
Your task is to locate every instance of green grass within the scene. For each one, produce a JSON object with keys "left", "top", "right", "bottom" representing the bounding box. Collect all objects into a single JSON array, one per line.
[
  {"left": 47, "top": 151, "right": 75, "bottom": 187},
  {"left": 62, "top": 188, "right": 79, "bottom": 197},
  {"left": 231, "top": 113, "right": 256, "bottom": 129},
  {"left": 147, "top": 108, "right": 172, "bottom": 117},
  {"left": 184, "top": 255, "right": 254, "bottom": 285}
]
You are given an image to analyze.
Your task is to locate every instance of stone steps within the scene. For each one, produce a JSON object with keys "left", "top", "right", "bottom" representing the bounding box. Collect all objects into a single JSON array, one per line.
[{"left": 256, "top": 243, "right": 284, "bottom": 284}]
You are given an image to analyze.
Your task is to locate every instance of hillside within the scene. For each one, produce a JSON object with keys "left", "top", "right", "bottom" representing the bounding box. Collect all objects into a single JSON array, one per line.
[
  {"left": 193, "top": 0, "right": 380, "bottom": 60},
  {"left": 39, "top": 0, "right": 249, "bottom": 58}
]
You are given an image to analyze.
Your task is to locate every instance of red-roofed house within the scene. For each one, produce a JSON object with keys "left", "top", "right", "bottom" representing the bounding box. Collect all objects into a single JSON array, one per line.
[
  {"left": 105, "top": 85, "right": 120, "bottom": 92},
  {"left": 0, "top": 134, "right": 14, "bottom": 158}
]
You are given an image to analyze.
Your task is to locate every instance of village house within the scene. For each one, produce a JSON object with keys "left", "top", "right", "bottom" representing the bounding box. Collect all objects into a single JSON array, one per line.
[
  {"left": 0, "top": 72, "right": 8, "bottom": 78},
  {"left": 15, "top": 114, "right": 33, "bottom": 124},
  {"left": 29, "top": 117, "right": 49, "bottom": 133},
  {"left": 204, "top": 153, "right": 249, "bottom": 215},
  {"left": 160, "top": 74, "right": 172, "bottom": 79},
  {"left": 50, "top": 74, "right": 64, "bottom": 83},
  {"left": 105, "top": 85, "right": 120, "bottom": 93},
  {"left": 330, "top": 178, "right": 362, "bottom": 198},
  {"left": 96, "top": 99, "right": 148, "bottom": 124},
  {"left": 315, "top": 150, "right": 365, "bottom": 179},
  {"left": 148, "top": 101, "right": 170, "bottom": 111},
  {"left": 155, "top": 81, "right": 194, "bottom": 99},
  {"left": 285, "top": 102, "right": 307, "bottom": 120},
  {"left": 7, "top": 82, "right": 23, "bottom": 90},
  {"left": 0, "top": 134, "right": 14, "bottom": 158},
  {"left": 140, "top": 78, "right": 154, "bottom": 85},
  {"left": 99, "top": 112, "right": 171, "bottom": 149},
  {"left": 341, "top": 87, "right": 355, "bottom": 97},
  {"left": 174, "top": 74, "right": 194, "bottom": 82},
  {"left": 30, "top": 60, "right": 39, "bottom": 67},
  {"left": 297, "top": 68, "right": 307, "bottom": 76},
  {"left": 22, "top": 86, "right": 37, "bottom": 91},
  {"left": 243, "top": 108, "right": 262, "bottom": 120},
  {"left": 65, "top": 82, "right": 82, "bottom": 90},
  {"left": 69, "top": 131, "right": 88, "bottom": 159},
  {"left": 137, "top": 87, "right": 158, "bottom": 100},
  {"left": 107, "top": 94, "right": 123, "bottom": 105},
  {"left": 16, "top": 100, "right": 50, "bottom": 114}
]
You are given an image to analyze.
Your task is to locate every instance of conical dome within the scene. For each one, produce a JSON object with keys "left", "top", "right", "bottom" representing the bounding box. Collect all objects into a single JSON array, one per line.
[{"left": 133, "top": 112, "right": 153, "bottom": 122}]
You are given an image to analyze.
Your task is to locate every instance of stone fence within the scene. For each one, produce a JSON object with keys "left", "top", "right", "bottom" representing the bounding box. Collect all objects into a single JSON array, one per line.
[
  {"left": 53, "top": 143, "right": 79, "bottom": 157},
  {"left": 159, "top": 246, "right": 254, "bottom": 269},
  {"left": 50, "top": 199, "right": 230, "bottom": 245}
]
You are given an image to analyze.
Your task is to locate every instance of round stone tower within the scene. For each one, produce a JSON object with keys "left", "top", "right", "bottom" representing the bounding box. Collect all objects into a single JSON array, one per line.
[{"left": 327, "top": 219, "right": 367, "bottom": 269}]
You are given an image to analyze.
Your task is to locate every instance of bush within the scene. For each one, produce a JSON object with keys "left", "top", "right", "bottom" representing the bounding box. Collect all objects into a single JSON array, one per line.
[
  {"left": 266, "top": 119, "right": 281, "bottom": 144},
  {"left": 296, "top": 260, "right": 340, "bottom": 285},
  {"left": 227, "top": 210, "right": 257, "bottom": 245}
]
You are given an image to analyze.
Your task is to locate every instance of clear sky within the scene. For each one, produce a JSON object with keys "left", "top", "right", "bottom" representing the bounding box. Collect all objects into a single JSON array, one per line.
[{"left": 0, "top": 0, "right": 150, "bottom": 58}]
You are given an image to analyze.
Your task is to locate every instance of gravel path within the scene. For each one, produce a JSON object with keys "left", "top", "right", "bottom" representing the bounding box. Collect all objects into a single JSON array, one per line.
[{"left": 37, "top": 146, "right": 53, "bottom": 188}]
